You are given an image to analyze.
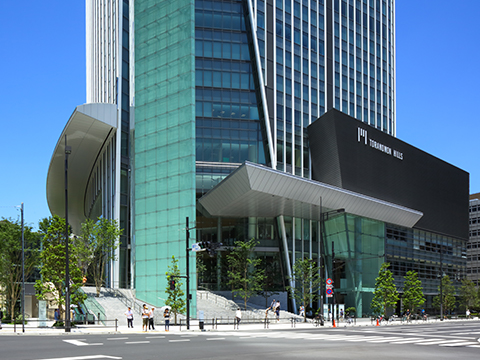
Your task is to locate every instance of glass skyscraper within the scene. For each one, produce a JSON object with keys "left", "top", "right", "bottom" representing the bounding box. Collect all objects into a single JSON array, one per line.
[
  {"left": 133, "top": 0, "right": 397, "bottom": 313},
  {"left": 48, "top": 0, "right": 469, "bottom": 318}
]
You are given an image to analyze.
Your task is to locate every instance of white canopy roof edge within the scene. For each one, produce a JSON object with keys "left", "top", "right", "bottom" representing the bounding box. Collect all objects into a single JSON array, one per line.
[
  {"left": 198, "top": 161, "right": 423, "bottom": 228},
  {"left": 46, "top": 103, "right": 117, "bottom": 232}
]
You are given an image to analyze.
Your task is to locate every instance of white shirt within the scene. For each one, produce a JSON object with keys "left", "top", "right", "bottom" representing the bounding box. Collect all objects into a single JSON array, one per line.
[
  {"left": 236, "top": 309, "right": 242, "bottom": 319},
  {"left": 125, "top": 309, "right": 133, "bottom": 319}
]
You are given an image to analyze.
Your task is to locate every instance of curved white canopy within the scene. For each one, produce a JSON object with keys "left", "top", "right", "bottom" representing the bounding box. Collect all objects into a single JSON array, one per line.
[{"left": 46, "top": 103, "right": 117, "bottom": 232}]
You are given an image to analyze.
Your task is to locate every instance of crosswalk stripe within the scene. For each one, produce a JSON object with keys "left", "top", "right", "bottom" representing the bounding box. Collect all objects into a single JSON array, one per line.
[
  {"left": 415, "top": 339, "right": 456, "bottom": 345},
  {"left": 388, "top": 338, "right": 425, "bottom": 344},
  {"left": 439, "top": 341, "right": 479, "bottom": 347},
  {"left": 366, "top": 337, "right": 404, "bottom": 343}
]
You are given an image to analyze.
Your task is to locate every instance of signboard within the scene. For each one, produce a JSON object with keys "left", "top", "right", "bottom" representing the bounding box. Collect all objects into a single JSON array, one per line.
[
  {"left": 38, "top": 300, "right": 47, "bottom": 327},
  {"left": 326, "top": 278, "right": 332, "bottom": 285},
  {"left": 191, "top": 243, "right": 202, "bottom": 252},
  {"left": 326, "top": 288, "right": 333, "bottom": 297}
]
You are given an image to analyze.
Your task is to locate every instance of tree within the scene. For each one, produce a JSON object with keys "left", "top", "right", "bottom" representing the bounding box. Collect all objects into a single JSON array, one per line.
[
  {"left": 459, "top": 278, "right": 478, "bottom": 312},
  {"left": 370, "top": 262, "right": 399, "bottom": 317},
  {"left": 165, "top": 256, "right": 185, "bottom": 324},
  {"left": 257, "top": 257, "right": 282, "bottom": 308},
  {"left": 402, "top": 270, "right": 425, "bottom": 313},
  {"left": 74, "top": 217, "right": 122, "bottom": 296},
  {"left": 226, "top": 239, "right": 265, "bottom": 310},
  {"left": 34, "top": 216, "right": 86, "bottom": 321},
  {"left": 433, "top": 275, "right": 456, "bottom": 316},
  {"left": 0, "top": 218, "right": 40, "bottom": 322},
  {"left": 286, "top": 258, "right": 323, "bottom": 322}
]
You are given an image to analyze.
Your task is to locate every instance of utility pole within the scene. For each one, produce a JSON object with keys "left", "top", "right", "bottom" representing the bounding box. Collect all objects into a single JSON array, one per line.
[
  {"left": 332, "top": 241, "right": 335, "bottom": 326},
  {"left": 21, "top": 202, "right": 25, "bottom": 333},
  {"left": 186, "top": 217, "right": 190, "bottom": 330},
  {"left": 64, "top": 135, "right": 72, "bottom": 332}
]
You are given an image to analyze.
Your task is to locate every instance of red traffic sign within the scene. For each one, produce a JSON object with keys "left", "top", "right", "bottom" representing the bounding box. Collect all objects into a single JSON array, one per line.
[
  {"left": 326, "top": 278, "right": 333, "bottom": 285},
  {"left": 326, "top": 288, "right": 333, "bottom": 295}
]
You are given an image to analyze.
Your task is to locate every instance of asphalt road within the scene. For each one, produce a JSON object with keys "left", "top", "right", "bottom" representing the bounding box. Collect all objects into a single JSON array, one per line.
[{"left": 1, "top": 321, "right": 479, "bottom": 360}]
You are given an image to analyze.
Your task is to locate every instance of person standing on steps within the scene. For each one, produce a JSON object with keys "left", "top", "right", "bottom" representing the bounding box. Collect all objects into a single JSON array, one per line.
[
  {"left": 125, "top": 307, "right": 134, "bottom": 328},
  {"left": 275, "top": 301, "right": 280, "bottom": 321}
]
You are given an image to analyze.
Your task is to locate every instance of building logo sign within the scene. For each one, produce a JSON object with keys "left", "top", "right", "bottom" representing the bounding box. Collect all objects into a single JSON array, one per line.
[{"left": 357, "top": 127, "right": 403, "bottom": 160}]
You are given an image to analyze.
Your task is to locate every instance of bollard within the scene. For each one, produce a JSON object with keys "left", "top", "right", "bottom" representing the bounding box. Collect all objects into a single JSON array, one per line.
[
  {"left": 98, "top": 313, "right": 100, "bottom": 325},
  {"left": 115, "top": 319, "right": 118, "bottom": 332},
  {"left": 179, "top": 318, "right": 182, "bottom": 331}
]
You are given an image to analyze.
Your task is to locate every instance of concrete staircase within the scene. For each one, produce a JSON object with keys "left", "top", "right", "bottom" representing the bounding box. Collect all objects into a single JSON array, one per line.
[{"left": 81, "top": 287, "right": 302, "bottom": 327}]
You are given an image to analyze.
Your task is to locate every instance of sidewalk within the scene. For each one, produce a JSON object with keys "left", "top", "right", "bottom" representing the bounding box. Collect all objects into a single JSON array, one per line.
[{"left": 2, "top": 316, "right": 473, "bottom": 335}]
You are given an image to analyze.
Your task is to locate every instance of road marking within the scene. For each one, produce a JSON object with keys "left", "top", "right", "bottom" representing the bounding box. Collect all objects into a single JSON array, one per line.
[
  {"left": 169, "top": 339, "right": 190, "bottom": 342},
  {"left": 146, "top": 336, "right": 165, "bottom": 339},
  {"left": 207, "top": 338, "right": 225, "bottom": 341},
  {"left": 440, "top": 341, "right": 479, "bottom": 347},
  {"left": 415, "top": 339, "right": 455, "bottom": 345},
  {"left": 125, "top": 341, "right": 150, "bottom": 344},
  {"left": 63, "top": 340, "right": 103, "bottom": 346},
  {"left": 107, "top": 338, "right": 128, "bottom": 341},
  {"left": 366, "top": 337, "right": 404, "bottom": 343},
  {"left": 388, "top": 338, "right": 425, "bottom": 344},
  {"left": 35, "top": 356, "right": 121, "bottom": 360}
]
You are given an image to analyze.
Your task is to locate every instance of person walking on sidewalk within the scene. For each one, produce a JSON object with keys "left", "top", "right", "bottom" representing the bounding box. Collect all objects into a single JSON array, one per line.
[
  {"left": 142, "top": 305, "right": 149, "bottom": 332},
  {"left": 235, "top": 308, "right": 242, "bottom": 329},
  {"left": 164, "top": 308, "right": 170, "bottom": 331},
  {"left": 125, "top": 307, "right": 134, "bottom": 328},
  {"left": 0, "top": 308, "right": 3, "bottom": 330},
  {"left": 148, "top": 307, "right": 155, "bottom": 330}
]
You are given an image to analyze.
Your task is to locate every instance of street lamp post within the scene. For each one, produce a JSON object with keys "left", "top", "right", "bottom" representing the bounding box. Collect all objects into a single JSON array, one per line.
[
  {"left": 64, "top": 135, "right": 72, "bottom": 333},
  {"left": 20, "top": 202, "right": 25, "bottom": 333},
  {"left": 186, "top": 217, "right": 190, "bottom": 330}
]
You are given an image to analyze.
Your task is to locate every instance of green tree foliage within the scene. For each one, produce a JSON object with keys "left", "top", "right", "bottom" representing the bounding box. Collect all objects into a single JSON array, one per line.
[
  {"left": 402, "top": 270, "right": 425, "bottom": 312},
  {"left": 257, "top": 258, "right": 282, "bottom": 308},
  {"left": 227, "top": 239, "right": 265, "bottom": 310},
  {"left": 165, "top": 256, "right": 185, "bottom": 324},
  {"left": 34, "top": 216, "right": 86, "bottom": 320},
  {"left": 286, "top": 258, "right": 323, "bottom": 322},
  {"left": 459, "top": 278, "right": 478, "bottom": 312},
  {"left": 0, "top": 218, "right": 40, "bottom": 322},
  {"left": 433, "top": 275, "right": 456, "bottom": 316},
  {"left": 74, "top": 217, "right": 122, "bottom": 296},
  {"left": 370, "top": 262, "right": 399, "bottom": 317}
]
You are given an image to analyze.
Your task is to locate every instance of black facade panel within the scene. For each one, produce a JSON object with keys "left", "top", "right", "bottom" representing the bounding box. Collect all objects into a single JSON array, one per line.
[
  {"left": 308, "top": 109, "right": 469, "bottom": 240},
  {"left": 326, "top": 0, "right": 333, "bottom": 111}
]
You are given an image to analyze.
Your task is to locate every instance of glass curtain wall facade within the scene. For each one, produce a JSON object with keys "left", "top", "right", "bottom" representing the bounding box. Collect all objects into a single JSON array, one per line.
[
  {"left": 134, "top": 0, "right": 197, "bottom": 308},
  {"left": 130, "top": 0, "right": 396, "bottom": 312},
  {"left": 467, "top": 195, "right": 480, "bottom": 284},
  {"left": 85, "top": 0, "right": 132, "bottom": 288}
]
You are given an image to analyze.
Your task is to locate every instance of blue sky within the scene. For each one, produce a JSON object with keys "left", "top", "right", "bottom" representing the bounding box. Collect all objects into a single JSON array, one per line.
[{"left": 1, "top": 1, "right": 479, "bottom": 229}]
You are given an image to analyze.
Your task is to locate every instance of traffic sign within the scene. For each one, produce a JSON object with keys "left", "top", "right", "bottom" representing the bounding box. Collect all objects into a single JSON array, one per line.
[
  {"left": 192, "top": 243, "right": 203, "bottom": 252},
  {"left": 326, "top": 288, "right": 333, "bottom": 297},
  {"left": 326, "top": 278, "right": 333, "bottom": 285}
]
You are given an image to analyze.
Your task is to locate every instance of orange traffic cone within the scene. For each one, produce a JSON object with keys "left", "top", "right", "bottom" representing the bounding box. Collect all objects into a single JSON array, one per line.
[
  {"left": 376, "top": 318, "right": 379, "bottom": 326},
  {"left": 333, "top": 319, "right": 336, "bottom": 328}
]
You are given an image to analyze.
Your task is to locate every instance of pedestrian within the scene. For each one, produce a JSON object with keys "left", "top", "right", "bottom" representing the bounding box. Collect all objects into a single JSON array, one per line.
[
  {"left": 275, "top": 301, "right": 280, "bottom": 321},
  {"left": 406, "top": 309, "right": 411, "bottom": 322},
  {"left": 164, "top": 308, "right": 170, "bottom": 331},
  {"left": 235, "top": 308, "right": 242, "bottom": 329},
  {"left": 125, "top": 307, "right": 134, "bottom": 328},
  {"left": 270, "top": 299, "right": 276, "bottom": 312},
  {"left": 299, "top": 305, "right": 305, "bottom": 318},
  {"left": 466, "top": 308, "right": 471, "bottom": 319},
  {"left": 142, "top": 305, "right": 149, "bottom": 332},
  {"left": 54, "top": 309, "right": 60, "bottom": 322},
  {"left": 149, "top": 307, "right": 155, "bottom": 330},
  {"left": 0, "top": 308, "right": 3, "bottom": 330},
  {"left": 340, "top": 309, "right": 344, "bottom": 321}
]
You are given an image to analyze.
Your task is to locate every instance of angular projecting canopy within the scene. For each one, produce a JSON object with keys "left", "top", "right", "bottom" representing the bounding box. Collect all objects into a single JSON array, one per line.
[
  {"left": 46, "top": 103, "right": 117, "bottom": 233},
  {"left": 198, "top": 162, "right": 423, "bottom": 228}
]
